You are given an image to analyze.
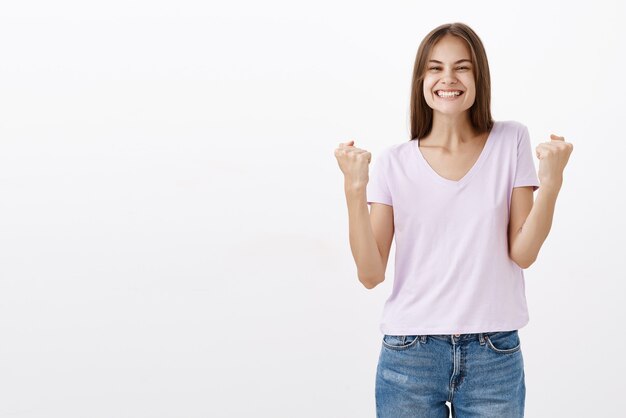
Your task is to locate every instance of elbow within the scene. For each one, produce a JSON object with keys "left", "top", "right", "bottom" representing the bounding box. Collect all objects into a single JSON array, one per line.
[
  {"left": 359, "top": 275, "right": 384, "bottom": 289},
  {"left": 511, "top": 253, "right": 537, "bottom": 269},
  {"left": 525, "top": 257, "right": 537, "bottom": 269}
]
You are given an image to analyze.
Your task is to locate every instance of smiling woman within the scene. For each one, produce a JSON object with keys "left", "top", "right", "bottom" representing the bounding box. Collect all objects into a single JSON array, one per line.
[{"left": 334, "top": 20, "right": 573, "bottom": 418}]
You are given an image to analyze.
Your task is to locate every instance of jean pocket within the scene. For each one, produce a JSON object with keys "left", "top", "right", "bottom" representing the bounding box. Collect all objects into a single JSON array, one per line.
[
  {"left": 484, "top": 330, "right": 521, "bottom": 354},
  {"left": 382, "top": 334, "right": 420, "bottom": 351}
]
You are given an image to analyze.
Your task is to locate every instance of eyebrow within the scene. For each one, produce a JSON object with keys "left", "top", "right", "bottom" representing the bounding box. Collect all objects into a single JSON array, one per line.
[{"left": 428, "top": 59, "right": 472, "bottom": 64}]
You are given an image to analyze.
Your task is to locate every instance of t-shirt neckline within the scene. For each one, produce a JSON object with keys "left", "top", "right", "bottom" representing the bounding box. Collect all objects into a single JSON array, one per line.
[{"left": 413, "top": 121, "right": 498, "bottom": 187}]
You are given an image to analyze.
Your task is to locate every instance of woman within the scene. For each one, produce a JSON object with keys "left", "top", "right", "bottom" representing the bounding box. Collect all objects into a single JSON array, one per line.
[{"left": 334, "top": 22, "right": 573, "bottom": 417}]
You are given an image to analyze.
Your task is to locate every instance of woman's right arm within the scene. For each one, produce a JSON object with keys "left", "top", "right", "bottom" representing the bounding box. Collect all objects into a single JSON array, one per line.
[
  {"left": 335, "top": 141, "right": 394, "bottom": 289},
  {"left": 344, "top": 184, "right": 393, "bottom": 289}
]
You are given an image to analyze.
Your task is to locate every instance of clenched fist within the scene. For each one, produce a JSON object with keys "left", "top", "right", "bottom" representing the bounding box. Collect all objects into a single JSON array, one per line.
[
  {"left": 535, "top": 134, "right": 574, "bottom": 190},
  {"left": 334, "top": 140, "right": 372, "bottom": 189}
]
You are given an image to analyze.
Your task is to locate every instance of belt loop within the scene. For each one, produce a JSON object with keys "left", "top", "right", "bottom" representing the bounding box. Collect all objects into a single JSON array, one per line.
[
  {"left": 419, "top": 335, "right": 427, "bottom": 344},
  {"left": 479, "top": 333, "right": 485, "bottom": 345}
]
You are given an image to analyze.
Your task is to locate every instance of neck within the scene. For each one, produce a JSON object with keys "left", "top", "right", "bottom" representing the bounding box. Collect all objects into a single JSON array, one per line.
[{"left": 425, "top": 112, "right": 479, "bottom": 149}]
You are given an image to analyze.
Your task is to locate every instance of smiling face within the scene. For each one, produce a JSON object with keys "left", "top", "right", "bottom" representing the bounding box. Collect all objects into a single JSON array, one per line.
[{"left": 423, "top": 34, "right": 476, "bottom": 116}]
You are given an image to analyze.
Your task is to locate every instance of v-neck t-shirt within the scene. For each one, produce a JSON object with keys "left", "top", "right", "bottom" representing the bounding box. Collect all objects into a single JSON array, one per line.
[{"left": 366, "top": 120, "right": 540, "bottom": 335}]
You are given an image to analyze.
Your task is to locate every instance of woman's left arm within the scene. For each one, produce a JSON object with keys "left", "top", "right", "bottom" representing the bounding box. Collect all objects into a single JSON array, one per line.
[{"left": 508, "top": 134, "right": 574, "bottom": 268}]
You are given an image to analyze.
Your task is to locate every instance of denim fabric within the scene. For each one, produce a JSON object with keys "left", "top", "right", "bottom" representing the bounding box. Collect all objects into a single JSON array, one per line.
[{"left": 375, "top": 330, "right": 525, "bottom": 417}]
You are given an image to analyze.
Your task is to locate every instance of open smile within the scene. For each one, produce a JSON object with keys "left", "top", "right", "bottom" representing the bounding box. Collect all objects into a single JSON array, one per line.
[{"left": 435, "top": 90, "right": 464, "bottom": 100}]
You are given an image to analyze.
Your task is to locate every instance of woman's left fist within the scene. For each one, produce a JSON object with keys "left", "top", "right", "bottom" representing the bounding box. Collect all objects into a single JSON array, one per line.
[{"left": 535, "top": 134, "right": 573, "bottom": 190}]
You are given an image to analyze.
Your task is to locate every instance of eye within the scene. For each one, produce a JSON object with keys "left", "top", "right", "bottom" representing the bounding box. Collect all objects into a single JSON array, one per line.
[{"left": 429, "top": 66, "right": 471, "bottom": 71}]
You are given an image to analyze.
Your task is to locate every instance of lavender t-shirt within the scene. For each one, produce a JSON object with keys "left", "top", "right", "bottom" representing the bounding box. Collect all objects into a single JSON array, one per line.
[{"left": 366, "top": 120, "right": 540, "bottom": 335}]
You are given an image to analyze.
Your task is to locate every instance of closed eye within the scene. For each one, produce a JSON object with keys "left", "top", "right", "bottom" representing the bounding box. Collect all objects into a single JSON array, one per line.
[{"left": 429, "top": 66, "right": 470, "bottom": 71}]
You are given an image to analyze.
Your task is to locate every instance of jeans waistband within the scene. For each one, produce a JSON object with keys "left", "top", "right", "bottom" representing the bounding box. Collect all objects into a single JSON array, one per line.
[{"left": 425, "top": 330, "right": 517, "bottom": 344}]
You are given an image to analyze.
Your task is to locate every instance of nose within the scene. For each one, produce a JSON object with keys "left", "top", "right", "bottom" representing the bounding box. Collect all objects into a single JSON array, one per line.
[{"left": 441, "top": 68, "right": 458, "bottom": 84}]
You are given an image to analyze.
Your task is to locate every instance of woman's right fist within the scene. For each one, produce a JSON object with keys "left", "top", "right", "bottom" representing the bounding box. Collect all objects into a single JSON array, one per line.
[{"left": 334, "top": 140, "right": 372, "bottom": 188}]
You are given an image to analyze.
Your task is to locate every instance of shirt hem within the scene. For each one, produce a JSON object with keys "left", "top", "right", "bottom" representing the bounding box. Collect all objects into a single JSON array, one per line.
[{"left": 380, "top": 317, "right": 529, "bottom": 336}]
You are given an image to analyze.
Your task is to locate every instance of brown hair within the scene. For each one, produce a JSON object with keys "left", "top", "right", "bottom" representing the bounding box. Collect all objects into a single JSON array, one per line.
[{"left": 409, "top": 22, "right": 494, "bottom": 140}]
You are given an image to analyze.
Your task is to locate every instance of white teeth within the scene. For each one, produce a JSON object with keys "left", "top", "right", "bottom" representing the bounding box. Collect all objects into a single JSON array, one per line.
[{"left": 437, "top": 90, "right": 462, "bottom": 97}]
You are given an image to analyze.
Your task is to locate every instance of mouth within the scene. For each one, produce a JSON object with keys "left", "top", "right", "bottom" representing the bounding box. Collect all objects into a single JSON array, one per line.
[{"left": 435, "top": 90, "right": 464, "bottom": 98}]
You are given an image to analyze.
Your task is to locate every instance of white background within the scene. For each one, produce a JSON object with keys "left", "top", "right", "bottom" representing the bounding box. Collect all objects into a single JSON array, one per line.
[{"left": 0, "top": 1, "right": 624, "bottom": 417}]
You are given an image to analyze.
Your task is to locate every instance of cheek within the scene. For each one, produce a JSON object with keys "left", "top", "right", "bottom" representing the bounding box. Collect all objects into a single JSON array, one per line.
[
  {"left": 464, "top": 90, "right": 477, "bottom": 105},
  {"left": 423, "top": 89, "right": 435, "bottom": 103},
  {"left": 423, "top": 81, "right": 435, "bottom": 96}
]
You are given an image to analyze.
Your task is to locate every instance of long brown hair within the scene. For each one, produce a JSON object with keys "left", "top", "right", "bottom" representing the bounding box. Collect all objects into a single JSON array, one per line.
[{"left": 409, "top": 22, "right": 494, "bottom": 140}]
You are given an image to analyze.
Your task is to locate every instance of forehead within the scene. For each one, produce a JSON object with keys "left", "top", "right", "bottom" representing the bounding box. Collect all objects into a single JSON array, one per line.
[{"left": 429, "top": 35, "right": 471, "bottom": 61}]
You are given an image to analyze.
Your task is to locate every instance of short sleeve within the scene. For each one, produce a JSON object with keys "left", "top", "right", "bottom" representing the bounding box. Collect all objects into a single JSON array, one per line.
[
  {"left": 513, "top": 125, "right": 541, "bottom": 192},
  {"left": 366, "top": 150, "right": 393, "bottom": 206}
]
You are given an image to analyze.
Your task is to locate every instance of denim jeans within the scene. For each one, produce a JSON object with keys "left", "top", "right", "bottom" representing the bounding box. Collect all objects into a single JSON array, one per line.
[{"left": 375, "top": 330, "right": 525, "bottom": 417}]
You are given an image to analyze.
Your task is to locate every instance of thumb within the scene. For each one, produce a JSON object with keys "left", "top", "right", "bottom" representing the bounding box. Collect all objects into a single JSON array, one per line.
[{"left": 550, "top": 134, "right": 564, "bottom": 141}]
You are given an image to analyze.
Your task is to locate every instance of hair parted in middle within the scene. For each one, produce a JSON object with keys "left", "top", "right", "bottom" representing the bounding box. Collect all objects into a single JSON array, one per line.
[{"left": 409, "top": 22, "right": 494, "bottom": 141}]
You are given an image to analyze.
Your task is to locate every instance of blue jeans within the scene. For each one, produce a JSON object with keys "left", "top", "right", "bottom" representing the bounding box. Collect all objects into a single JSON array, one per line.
[{"left": 375, "top": 330, "right": 525, "bottom": 417}]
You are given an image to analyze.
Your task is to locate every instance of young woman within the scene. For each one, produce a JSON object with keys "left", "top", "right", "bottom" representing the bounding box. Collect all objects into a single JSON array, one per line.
[{"left": 334, "top": 22, "right": 573, "bottom": 417}]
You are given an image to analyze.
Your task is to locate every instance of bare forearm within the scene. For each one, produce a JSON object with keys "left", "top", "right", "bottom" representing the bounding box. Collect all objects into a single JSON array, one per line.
[
  {"left": 344, "top": 182, "right": 385, "bottom": 288},
  {"left": 510, "top": 182, "right": 561, "bottom": 267}
]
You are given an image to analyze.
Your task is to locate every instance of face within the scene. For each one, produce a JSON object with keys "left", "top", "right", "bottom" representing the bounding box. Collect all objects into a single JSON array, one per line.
[{"left": 422, "top": 35, "right": 476, "bottom": 115}]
